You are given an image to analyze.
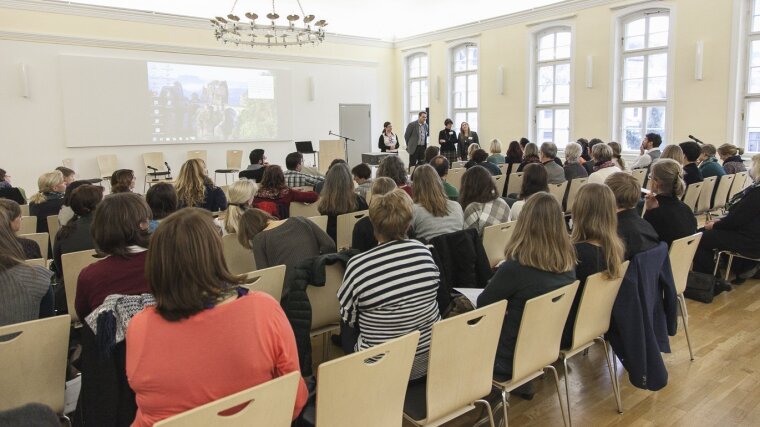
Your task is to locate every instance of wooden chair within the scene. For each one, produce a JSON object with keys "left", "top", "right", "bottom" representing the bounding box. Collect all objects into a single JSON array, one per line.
[
  {"left": 290, "top": 202, "right": 321, "bottom": 218},
  {"left": 19, "top": 216, "right": 37, "bottom": 235},
  {"left": 215, "top": 150, "right": 244, "bottom": 185},
  {"left": 336, "top": 210, "right": 369, "bottom": 251},
  {"left": 728, "top": 171, "right": 749, "bottom": 200},
  {"left": 548, "top": 181, "right": 569, "bottom": 206},
  {"left": 307, "top": 215, "right": 328, "bottom": 234},
  {"left": 404, "top": 301, "right": 507, "bottom": 427},
  {"left": 493, "top": 281, "right": 579, "bottom": 427},
  {"left": 0, "top": 315, "right": 71, "bottom": 418},
  {"left": 448, "top": 168, "right": 466, "bottom": 192},
  {"left": 694, "top": 176, "right": 717, "bottom": 218},
  {"left": 493, "top": 174, "right": 506, "bottom": 196},
  {"left": 154, "top": 371, "right": 301, "bottom": 427},
  {"left": 498, "top": 164, "right": 509, "bottom": 175},
  {"left": 681, "top": 182, "right": 703, "bottom": 213},
  {"left": 315, "top": 332, "right": 420, "bottom": 427},
  {"left": 62, "top": 249, "right": 98, "bottom": 323},
  {"left": 669, "top": 233, "right": 702, "bottom": 361},
  {"left": 20, "top": 204, "right": 30, "bottom": 216},
  {"left": 564, "top": 178, "right": 588, "bottom": 213},
  {"left": 631, "top": 168, "right": 647, "bottom": 188},
  {"left": 187, "top": 150, "right": 208, "bottom": 162},
  {"left": 560, "top": 263, "right": 629, "bottom": 425},
  {"left": 19, "top": 232, "right": 49, "bottom": 260},
  {"left": 47, "top": 215, "right": 60, "bottom": 248},
  {"left": 97, "top": 154, "right": 118, "bottom": 181},
  {"left": 710, "top": 174, "right": 735, "bottom": 214},
  {"left": 222, "top": 234, "right": 257, "bottom": 275},
  {"left": 306, "top": 263, "right": 345, "bottom": 361},
  {"left": 242, "top": 265, "right": 286, "bottom": 302},
  {"left": 143, "top": 152, "right": 172, "bottom": 191},
  {"left": 506, "top": 172, "right": 524, "bottom": 196},
  {"left": 24, "top": 258, "right": 47, "bottom": 267},
  {"left": 481, "top": 221, "right": 517, "bottom": 268}
]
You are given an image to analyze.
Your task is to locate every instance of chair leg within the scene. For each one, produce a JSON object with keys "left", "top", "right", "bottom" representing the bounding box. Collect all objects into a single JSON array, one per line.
[
  {"left": 561, "top": 357, "right": 572, "bottom": 427},
  {"left": 546, "top": 365, "right": 568, "bottom": 427},
  {"left": 475, "top": 399, "right": 496, "bottom": 427},
  {"left": 599, "top": 338, "right": 623, "bottom": 413},
  {"left": 726, "top": 253, "right": 735, "bottom": 281},
  {"left": 678, "top": 294, "right": 695, "bottom": 361},
  {"left": 713, "top": 251, "right": 723, "bottom": 277},
  {"left": 500, "top": 388, "right": 509, "bottom": 427}
]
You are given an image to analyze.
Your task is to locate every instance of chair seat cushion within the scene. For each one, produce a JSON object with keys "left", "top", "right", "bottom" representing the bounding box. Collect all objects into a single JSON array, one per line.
[{"left": 403, "top": 378, "right": 427, "bottom": 421}]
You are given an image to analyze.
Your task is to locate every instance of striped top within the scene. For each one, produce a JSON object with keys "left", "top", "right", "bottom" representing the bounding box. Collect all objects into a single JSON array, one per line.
[{"left": 338, "top": 239, "right": 441, "bottom": 379}]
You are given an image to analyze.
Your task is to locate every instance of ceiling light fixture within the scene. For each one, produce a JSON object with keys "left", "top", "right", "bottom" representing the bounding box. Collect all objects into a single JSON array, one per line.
[{"left": 210, "top": 0, "right": 327, "bottom": 48}]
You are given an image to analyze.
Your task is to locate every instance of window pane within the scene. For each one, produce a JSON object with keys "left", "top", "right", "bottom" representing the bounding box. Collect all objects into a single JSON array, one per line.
[
  {"left": 409, "top": 56, "right": 419, "bottom": 78},
  {"left": 751, "top": 68, "right": 760, "bottom": 93},
  {"left": 625, "top": 35, "right": 645, "bottom": 51},
  {"left": 649, "top": 15, "right": 669, "bottom": 35},
  {"left": 555, "top": 63, "right": 570, "bottom": 85},
  {"left": 649, "top": 32, "right": 668, "bottom": 48},
  {"left": 468, "top": 113, "right": 478, "bottom": 133},
  {"left": 540, "top": 33, "right": 555, "bottom": 51},
  {"left": 539, "top": 65, "right": 554, "bottom": 86},
  {"left": 467, "top": 47, "right": 478, "bottom": 70},
  {"left": 646, "top": 106, "right": 666, "bottom": 132},
  {"left": 467, "top": 74, "right": 478, "bottom": 108},
  {"left": 538, "top": 85, "right": 554, "bottom": 105},
  {"left": 623, "top": 79, "right": 644, "bottom": 101},
  {"left": 623, "top": 107, "right": 644, "bottom": 150},
  {"left": 537, "top": 109, "right": 554, "bottom": 135},
  {"left": 626, "top": 18, "right": 646, "bottom": 37},
  {"left": 754, "top": 15, "right": 760, "bottom": 33},
  {"left": 647, "top": 53, "right": 668, "bottom": 77},
  {"left": 624, "top": 56, "right": 645, "bottom": 79},
  {"left": 454, "top": 49, "right": 467, "bottom": 72},
  {"left": 410, "top": 113, "right": 417, "bottom": 123},
  {"left": 748, "top": 101, "right": 760, "bottom": 127},
  {"left": 539, "top": 47, "right": 554, "bottom": 62},
  {"left": 647, "top": 77, "right": 667, "bottom": 100},
  {"left": 555, "top": 63, "right": 570, "bottom": 104},
  {"left": 747, "top": 102, "right": 760, "bottom": 151},
  {"left": 420, "top": 80, "right": 429, "bottom": 110},
  {"left": 453, "top": 76, "right": 466, "bottom": 108},
  {"left": 555, "top": 108, "right": 570, "bottom": 129},
  {"left": 409, "top": 81, "right": 420, "bottom": 111},
  {"left": 751, "top": 41, "right": 760, "bottom": 67},
  {"left": 556, "top": 32, "right": 571, "bottom": 59},
  {"left": 420, "top": 57, "right": 428, "bottom": 77},
  {"left": 455, "top": 113, "right": 467, "bottom": 129},
  {"left": 555, "top": 85, "right": 570, "bottom": 104}
]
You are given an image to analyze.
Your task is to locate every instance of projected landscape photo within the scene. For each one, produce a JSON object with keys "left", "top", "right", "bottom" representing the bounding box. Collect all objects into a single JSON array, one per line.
[{"left": 147, "top": 62, "right": 277, "bottom": 142}]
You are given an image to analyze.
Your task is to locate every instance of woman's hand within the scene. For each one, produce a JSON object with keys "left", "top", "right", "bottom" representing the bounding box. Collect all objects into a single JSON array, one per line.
[
  {"left": 644, "top": 192, "right": 659, "bottom": 211},
  {"left": 704, "top": 219, "right": 720, "bottom": 230}
]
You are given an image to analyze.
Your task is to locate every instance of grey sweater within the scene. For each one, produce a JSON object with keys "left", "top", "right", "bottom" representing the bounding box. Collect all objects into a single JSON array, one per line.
[
  {"left": 412, "top": 200, "right": 464, "bottom": 242},
  {"left": 0, "top": 264, "right": 52, "bottom": 327}
]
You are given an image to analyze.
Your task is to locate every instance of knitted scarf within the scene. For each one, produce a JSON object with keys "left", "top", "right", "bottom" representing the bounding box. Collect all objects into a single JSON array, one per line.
[
  {"left": 85, "top": 293, "right": 156, "bottom": 357},
  {"left": 593, "top": 160, "right": 617, "bottom": 172}
]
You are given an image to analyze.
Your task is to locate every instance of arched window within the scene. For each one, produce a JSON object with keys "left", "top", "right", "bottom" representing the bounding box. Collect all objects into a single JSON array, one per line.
[
  {"left": 406, "top": 53, "right": 429, "bottom": 123},
  {"left": 744, "top": 0, "right": 760, "bottom": 152},
  {"left": 534, "top": 27, "right": 572, "bottom": 148},
  {"left": 451, "top": 43, "right": 479, "bottom": 132}
]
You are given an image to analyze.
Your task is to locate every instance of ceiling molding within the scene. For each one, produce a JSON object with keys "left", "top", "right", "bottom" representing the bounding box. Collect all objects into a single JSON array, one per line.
[
  {"left": 526, "top": 14, "right": 577, "bottom": 27},
  {"left": 0, "top": 30, "right": 380, "bottom": 67}
]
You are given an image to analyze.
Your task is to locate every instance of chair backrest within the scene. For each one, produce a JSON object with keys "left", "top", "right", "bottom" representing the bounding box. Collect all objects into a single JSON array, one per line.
[
  {"left": 425, "top": 301, "right": 507, "bottom": 422},
  {"left": 19, "top": 233, "right": 49, "bottom": 260},
  {"left": 669, "top": 233, "right": 703, "bottom": 295},
  {"left": 306, "top": 263, "right": 345, "bottom": 331},
  {"left": 447, "top": 168, "right": 466, "bottom": 191},
  {"left": 453, "top": 161, "right": 467, "bottom": 169},
  {"left": 241, "top": 265, "right": 286, "bottom": 302},
  {"left": 493, "top": 174, "right": 507, "bottom": 196},
  {"left": 143, "top": 152, "right": 168, "bottom": 173},
  {"left": 62, "top": 249, "right": 98, "bottom": 323},
  {"left": 506, "top": 172, "right": 524, "bottom": 196},
  {"left": 316, "top": 332, "right": 420, "bottom": 427},
  {"left": 97, "top": 154, "right": 118, "bottom": 179},
  {"left": 564, "top": 177, "right": 588, "bottom": 213},
  {"left": 289, "top": 202, "right": 321, "bottom": 218},
  {"left": 222, "top": 234, "right": 257, "bottom": 275},
  {"left": 498, "top": 163, "right": 509, "bottom": 175},
  {"left": 187, "top": 150, "right": 208, "bottom": 162},
  {"left": 336, "top": 210, "right": 369, "bottom": 251},
  {"left": 227, "top": 150, "right": 244, "bottom": 170},
  {"left": 481, "top": 221, "right": 517, "bottom": 267},
  {"left": 0, "top": 315, "right": 71, "bottom": 413},
  {"left": 154, "top": 371, "right": 301, "bottom": 427},
  {"left": 47, "top": 215, "right": 60, "bottom": 248},
  {"left": 631, "top": 168, "right": 647, "bottom": 188},
  {"left": 729, "top": 171, "right": 749, "bottom": 200},
  {"left": 19, "top": 216, "right": 37, "bottom": 235},
  {"left": 696, "top": 176, "right": 717, "bottom": 213},
  {"left": 712, "top": 174, "right": 735, "bottom": 210},
  {"left": 20, "top": 204, "right": 30, "bottom": 216},
  {"left": 512, "top": 281, "right": 579, "bottom": 382},
  {"left": 307, "top": 215, "right": 328, "bottom": 234},
  {"left": 548, "top": 181, "right": 568, "bottom": 205},
  {"left": 681, "top": 182, "right": 703, "bottom": 213},
  {"left": 24, "top": 258, "right": 46, "bottom": 267},
  {"left": 569, "top": 262, "right": 629, "bottom": 351}
]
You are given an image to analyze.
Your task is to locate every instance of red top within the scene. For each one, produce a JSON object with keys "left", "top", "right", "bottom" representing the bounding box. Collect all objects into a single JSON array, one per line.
[
  {"left": 75, "top": 251, "right": 150, "bottom": 321},
  {"left": 254, "top": 188, "right": 319, "bottom": 218},
  {"left": 126, "top": 292, "right": 308, "bottom": 426},
  {"left": 400, "top": 185, "right": 414, "bottom": 198}
]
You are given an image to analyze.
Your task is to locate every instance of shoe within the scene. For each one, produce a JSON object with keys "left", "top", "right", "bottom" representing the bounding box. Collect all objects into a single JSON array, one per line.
[
  {"left": 732, "top": 277, "right": 747, "bottom": 285},
  {"left": 737, "top": 264, "right": 760, "bottom": 280},
  {"left": 329, "top": 334, "right": 342, "bottom": 347},
  {"left": 714, "top": 279, "right": 733, "bottom": 295},
  {"left": 513, "top": 381, "right": 535, "bottom": 401}
]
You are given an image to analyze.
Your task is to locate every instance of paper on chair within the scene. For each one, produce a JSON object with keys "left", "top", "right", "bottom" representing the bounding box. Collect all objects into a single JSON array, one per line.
[{"left": 454, "top": 288, "right": 485, "bottom": 308}]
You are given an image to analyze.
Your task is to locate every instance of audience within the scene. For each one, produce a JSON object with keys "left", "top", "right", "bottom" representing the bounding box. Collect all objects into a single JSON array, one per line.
[
  {"left": 145, "top": 183, "right": 178, "bottom": 233},
  {"left": 57, "top": 180, "right": 90, "bottom": 226},
  {"left": 55, "top": 166, "right": 76, "bottom": 187},
  {"left": 0, "top": 199, "right": 41, "bottom": 259},
  {"left": 430, "top": 155, "right": 459, "bottom": 200},
  {"left": 478, "top": 192, "right": 576, "bottom": 398},
  {"left": 52, "top": 185, "right": 103, "bottom": 282},
  {"left": 509, "top": 163, "right": 548, "bottom": 221},
  {"left": 505, "top": 140, "right": 524, "bottom": 165},
  {"left": 351, "top": 177, "right": 397, "bottom": 252},
  {"left": 411, "top": 165, "right": 464, "bottom": 241},
  {"left": 563, "top": 142, "right": 588, "bottom": 181},
  {"left": 540, "top": 142, "right": 566, "bottom": 184},
  {"left": 175, "top": 159, "right": 227, "bottom": 212},
  {"left": 487, "top": 139, "right": 506, "bottom": 164},
  {"left": 458, "top": 122, "right": 480, "bottom": 160},
  {"left": 460, "top": 166, "right": 511, "bottom": 235},
  {"left": 126, "top": 208, "right": 308, "bottom": 426},
  {"left": 577, "top": 138, "right": 591, "bottom": 163},
  {"left": 424, "top": 146, "right": 441, "bottom": 164},
  {"left": 562, "top": 184, "right": 625, "bottom": 348},
  {"left": 0, "top": 168, "right": 26, "bottom": 205},
  {"left": 605, "top": 172, "right": 660, "bottom": 260},
  {"left": 110, "top": 169, "right": 136, "bottom": 193},
  {"left": 587, "top": 143, "right": 622, "bottom": 185},
  {"left": 608, "top": 142, "right": 627, "bottom": 171},
  {"left": 679, "top": 141, "right": 704, "bottom": 185},
  {"left": 698, "top": 144, "right": 726, "bottom": 178},
  {"left": 318, "top": 163, "right": 369, "bottom": 242},
  {"left": 377, "top": 155, "right": 412, "bottom": 197},
  {"left": 254, "top": 165, "right": 318, "bottom": 217},
  {"left": 75, "top": 193, "right": 151, "bottom": 320},
  {"left": 516, "top": 143, "right": 541, "bottom": 172},
  {"left": 466, "top": 143, "right": 482, "bottom": 162},
  {"left": 660, "top": 145, "right": 685, "bottom": 165},
  {"left": 29, "top": 170, "right": 66, "bottom": 234},
  {"left": 351, "top": 163, "right": 373, "bottom": 200},
  {"left": 465, "top": 149, "right": 501, "bottom": 176},
  {"left": 284, "top": 152, "right": 325, "bottom": 188},
  {"left": 629, "top": 133, "right": 663, "bottom": 169},
  {"left": 238, "top": 148, "right": 268, "bottom": 182},
  {"left": 0, "top": 168, "right": 11, "bottom": 189},
  {"left": 718, "top": 143, "right": 747, "bottom": 174},
  {"left": 643, "top": 159, "right": 697, "bottom": 246},
  {"left": 338, "top": 189, "right": 441, "bottom": 380},
  {"left": 221, "top": 179, "right": 258, "bottom": 235},
  {"left": 582, "top": 138, "right": 605, "bottom": 174}
]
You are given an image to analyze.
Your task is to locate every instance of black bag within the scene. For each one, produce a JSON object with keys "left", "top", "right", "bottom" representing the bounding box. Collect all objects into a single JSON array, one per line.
[{"left": 684, "top": 272, "right": 716, "bottom": 303}]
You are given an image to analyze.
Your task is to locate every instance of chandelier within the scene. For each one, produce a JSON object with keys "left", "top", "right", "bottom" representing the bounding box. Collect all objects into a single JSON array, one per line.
[{"left": 210, "top": 0, "right": 327, "bottom": 47}]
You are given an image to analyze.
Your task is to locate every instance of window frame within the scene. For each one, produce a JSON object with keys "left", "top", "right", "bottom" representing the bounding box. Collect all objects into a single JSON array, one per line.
[
  {"left": 449, "top": 42, "right": 480, "bottom": 133},
  {"left": 742, "top": 0, "right": 760, "bottom": 152},
  {"left": 404, "top": 51, "right": 430, "bottom": 125}
]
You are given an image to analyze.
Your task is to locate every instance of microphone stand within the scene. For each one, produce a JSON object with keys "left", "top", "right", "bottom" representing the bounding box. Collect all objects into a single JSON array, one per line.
[{"left": 328, "top": 130, "right": 355, "bottom": 164}]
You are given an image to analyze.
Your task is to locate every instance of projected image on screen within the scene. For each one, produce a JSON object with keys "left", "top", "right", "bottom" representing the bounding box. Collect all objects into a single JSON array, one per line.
[{"left": 147, "top": 62, "right": 277, "bottom": 142}]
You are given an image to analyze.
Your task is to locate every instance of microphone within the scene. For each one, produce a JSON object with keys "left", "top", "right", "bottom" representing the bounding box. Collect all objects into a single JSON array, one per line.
[
  {"left": 147, "top": 165, "right": 158, "bottom": 171},
  {"left": 164, "top": 161, "right": 171, "bottom": 172},
  {"left": 688, "top": 134, "right": 704, "bottom": 145},
  {"left": 328, "top": 130, "right": 334, "bottom": 136}
]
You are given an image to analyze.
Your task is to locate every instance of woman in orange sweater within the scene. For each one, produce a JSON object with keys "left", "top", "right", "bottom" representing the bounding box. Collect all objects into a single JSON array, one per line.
[{"left": 126, "top": 208, "right": 307, "bottom": 426}]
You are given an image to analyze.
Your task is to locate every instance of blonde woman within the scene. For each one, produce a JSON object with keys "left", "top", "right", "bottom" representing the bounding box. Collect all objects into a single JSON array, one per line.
[
  {"left": 643, "top": 159, "right": 697, "bottom": 246},
  {"left": 175, "top": 159, "right": 227, "bottom": 212},
  {"left": 457, "top": 122, "right": 480, "bottom": 160},
  {"left": 660, "top": 145, "right": 685, "bottom": 165},
  {"left": 477, "top": 192, "right": 576, "bottom": 396},
  {"left": 29, "top": 170, "right": 66, "bottom": 234},
  {"left": 411, "top": 165, "right": 464, "bottom": 241},
  {"left": 562, "top": 183, "right": 625, "bottom": 348},
  {"left": 221, "top": 179, "right": 258, "bottom": 235},
  {"left": 487, "top": 139, "right": 506, "bottom": 165},
  {"left": 318, "top": 163, "right": 368, "bottom": 242},
  {"left": 466, "top": 143, "right": 481, "bottom": 163},
  {"left": 717, "top": 143, "right": 747, "bottom": 174},
  {"left": 608, "top": 141, "right": 627, "bottom": 171}
]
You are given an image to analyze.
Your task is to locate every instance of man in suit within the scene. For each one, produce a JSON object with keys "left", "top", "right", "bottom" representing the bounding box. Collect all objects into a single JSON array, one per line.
[
  {"left": 405, "top": 111, "right": 429, "bottom": 166},
  {"left": 540, "top": 142, "right": 566, "bottom": 184}
]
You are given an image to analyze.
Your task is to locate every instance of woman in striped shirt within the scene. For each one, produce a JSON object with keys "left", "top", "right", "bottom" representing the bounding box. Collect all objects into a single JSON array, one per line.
[{"left": 338, "top": 189, "right": 440, "bottom": 380}]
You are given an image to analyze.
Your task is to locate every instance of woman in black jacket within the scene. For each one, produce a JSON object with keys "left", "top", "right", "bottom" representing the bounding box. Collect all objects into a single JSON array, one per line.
[
  {"left": 438, "top": 118, "right": 459, "bottom": 164},
  {"left": 377, "top": 121, "right": 399, "bottom": 152},
  {"left": 457, "top": 122, "right": 480, "bottom": 160},
  {"left": 643, "top": 159, "right": 697, "bottom": 247}
]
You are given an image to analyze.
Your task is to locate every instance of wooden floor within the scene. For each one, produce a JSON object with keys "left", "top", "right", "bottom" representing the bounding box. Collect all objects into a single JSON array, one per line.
[{"left": 313, "top": 278, "right": 760, "bottom": 427}]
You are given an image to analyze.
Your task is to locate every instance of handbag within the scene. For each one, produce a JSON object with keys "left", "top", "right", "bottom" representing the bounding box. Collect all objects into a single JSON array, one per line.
[{"left": 683, "top": 271, "right": 715, "bottom": 303}]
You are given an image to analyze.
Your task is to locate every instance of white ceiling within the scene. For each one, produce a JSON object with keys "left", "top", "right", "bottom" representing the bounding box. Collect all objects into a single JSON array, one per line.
[{"left": 53, "top": 0, "right": 568, "bottom": 40}]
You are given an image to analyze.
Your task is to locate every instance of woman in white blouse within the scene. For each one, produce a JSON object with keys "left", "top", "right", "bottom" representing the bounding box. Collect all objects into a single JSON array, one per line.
[{"left": 377, "top": 121, "right": 399, "bottom": 152}]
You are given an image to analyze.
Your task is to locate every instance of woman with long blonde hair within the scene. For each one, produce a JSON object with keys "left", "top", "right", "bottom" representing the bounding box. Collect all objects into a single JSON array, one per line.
[
  {"left": 411, "top": 165, "right": 463, "bottom": 241},
  {"left": 29, "top": 170, "right": 66, "bottom": 234},
  {"left": 457, "top": 121, "right": 480, "bottom": 160},
  {"left": 174, "top": 158, "right": 227, "bottom": 212},
  {"left": 477, "top": 192, "right": 576, "bottom": 397},
  {"left": 318, "top": 163, "right": 368, "bottom": 241},
  {"left": 222, "top": 179, "right": 258, "bottom": 235},
  {"left": 562, "top": 183, "right": 625, "bottom": 347}
]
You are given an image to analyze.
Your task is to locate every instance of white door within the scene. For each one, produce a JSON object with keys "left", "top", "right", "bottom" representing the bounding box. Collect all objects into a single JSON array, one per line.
[{"left": 339, "top": 104, "right": 371, "bottom": 167}]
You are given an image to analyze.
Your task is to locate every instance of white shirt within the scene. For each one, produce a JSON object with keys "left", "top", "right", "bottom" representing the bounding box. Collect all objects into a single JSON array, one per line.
[{"left": 588, "top": 165, "right": 623, "bottom": 185}]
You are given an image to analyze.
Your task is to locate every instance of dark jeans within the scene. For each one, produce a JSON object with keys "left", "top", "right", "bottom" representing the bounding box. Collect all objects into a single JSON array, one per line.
[
  {"left": 339, "top": 319, "right": 359, "bottom": 354},
  {"left": 410, "top": 145, "right": 426, "bottom": 166}
]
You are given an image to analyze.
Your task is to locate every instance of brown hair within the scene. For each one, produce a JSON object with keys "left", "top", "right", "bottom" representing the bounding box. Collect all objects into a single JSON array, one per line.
[
  {"left": 571, "top": 184, "right": 625, "bottom": 279},
  {"left": 175, "top": 159, "right": 214, "bottom": 208},
  {"left": 260, "top": 165, "right": 287, "bottom": 192},
  {"left": 237, "top": 208, "right": 277, "bottom": 249},
  {"left": 147, "top": 208, "right": 249, "bottom": 321},
  {"left": 608, "top": 142, "right": 626, "bottom": 169},
  {"left": 110, "top": 169, "right": 135, "bottom": 193},
  {"left": 424, "top": 146, "right": 441, "bottom": 163},
  {"left": 369, "top": 189, "right": 414, "bottom": 241},
  {"left": 29, "top": 171, "right": 64, "bottom": 204},
  {"left": 0, "top": 208, "right": 25, "bottom": 271},
  {"left": 91, "top": 193, "right": 151, "bottom": 258},
  {"left": 0, "top": 199, "right": 22, "bottom": 222},
  {"left": 717, "top": 143, "right": 744, "bottom": 158},
  {"left": 459, "top": 165, "right": 498, "bottom": 209},
  {"left": 661, "top": 145, "right": 685, "bottom": 165},
  {"left": 377, "top": 155, "right": 408, "bottom": 186},
  {"left": 504, "top": 193, "right": 576, "bottom": 273},
  {"left": 412, "top": 165, "right": 450, "bottom": 217},
  {"left": 650, "top": 158, "right": 685, "bottom": 197},
  {"left": 520, "top": 163, "right": 549, "bottom": 200},
  {"left": 701, "top": 144, "right": 717, "bottom": 157},
  {"left": 318, "top": 163, "right": 357, "bottom": 216},
  {"left": 605, "top": 172, "right": 640, "bottom": 210},
  {"left": 55, "top": 166, "right": 76, "bottom": 179},
  {"left": 58, "top": 185, "right": 104, "bottom": 240},
  {"left": 371, "top": 177, "right": 397, "bottom": 196}
]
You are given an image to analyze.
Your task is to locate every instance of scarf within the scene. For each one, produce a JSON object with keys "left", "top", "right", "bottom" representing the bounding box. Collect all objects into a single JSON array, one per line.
[
  {"left": 85, "top": 293, "right": 156, "bottom": 357},
  {"left": 593, "top": 160, "right": 617, "bottom": 172},
  {"left": 43, "top": 191, "right": 65, "bottom": 200},
  {"left": 256, "top": 187, "right": 289, "bottom": 200}
]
